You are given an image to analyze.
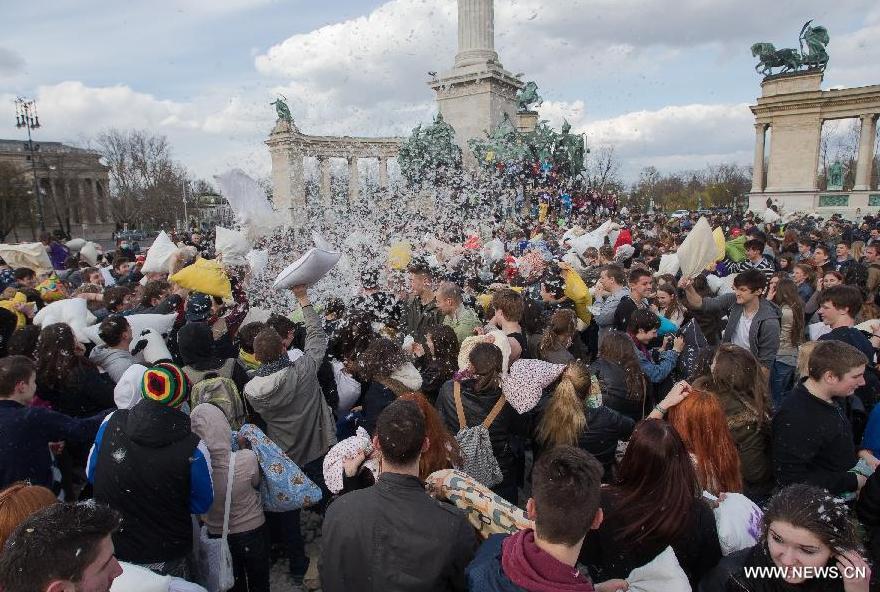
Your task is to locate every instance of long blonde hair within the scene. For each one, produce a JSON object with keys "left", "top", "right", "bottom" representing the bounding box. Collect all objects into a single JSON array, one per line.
[{"left": 537, "top": 361, "right": 591, "bottom": 449}]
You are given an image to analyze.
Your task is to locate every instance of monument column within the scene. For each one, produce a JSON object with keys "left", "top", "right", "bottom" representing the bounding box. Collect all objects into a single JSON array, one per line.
[
  {"left": 752, "top": 123, "right": 768, "bottom": 193},
  {"left": 455, "top": 0, "right": 499, "bottom": 68},
  {"left": 289, "top": 150, "right": 306, "bottom": 227},
  {"left": 348, "top": 156, "right": 359, "bottom": 204},
  {"left": 318, "top": 156, "right": 333, "bottom": 205},
  {"left": 378, "top": 156, "right": 389, "bottom": 189},
  {"left": 855, "top": 114, "right": 878, "bottom": 191}
]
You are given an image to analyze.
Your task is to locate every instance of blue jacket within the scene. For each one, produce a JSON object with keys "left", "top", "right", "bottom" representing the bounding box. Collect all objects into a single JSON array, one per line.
[
  {"left": 633, "top": 343, "right": 679, "bottom": 384},
  {"left": 0, "top": 400, "right": 108, "bottom": 490},
  {"left": 466, "top": 534, "right": 524, "bottom": 592}
]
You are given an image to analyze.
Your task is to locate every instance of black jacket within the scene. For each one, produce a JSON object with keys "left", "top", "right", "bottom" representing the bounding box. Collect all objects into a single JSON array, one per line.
[
  {"left": 856, "top": 472, "right": 880, "bottom": 567},
  {"left": 38, "top": 363, "right": 115, "bottom": 418},
  {"left": 319, "top": 473, "right": 477, "bottom": 592},
  {"left": 91, "top": 401, "right": 204, "bottom": 564},
  {"left": 436, "top": 379, "right": 525, "bottom": 483},
  {"left": 591, "top": 358, "right": 644, "bottom": 423},
  {"left": 772, "top": 382, "right": 858, "bottom": 495},
  {"left": 360, "top": 381, "right": 397, "bottom": 436},
  {"left": 580, "top": 489, "right": 722, "bottom": 589},
  {"left": 698, "top": 544, "right": 846, "bottom": 592},
  {"left": 580, "top": 406, "right": 635, "bottom": 478}
]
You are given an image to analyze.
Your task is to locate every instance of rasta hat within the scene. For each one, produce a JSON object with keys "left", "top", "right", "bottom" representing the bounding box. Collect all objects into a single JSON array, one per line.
[{"left": 141, "top": 362, "right": 189, "bottom": 408}]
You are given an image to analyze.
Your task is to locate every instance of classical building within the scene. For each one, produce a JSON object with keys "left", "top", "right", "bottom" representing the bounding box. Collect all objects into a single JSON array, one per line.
[
  {"left": 0, "top": 139, "right": 113, "bottom": 241},
  {"left": 749, "top": 71, "right": 880, "bottom": 214}
]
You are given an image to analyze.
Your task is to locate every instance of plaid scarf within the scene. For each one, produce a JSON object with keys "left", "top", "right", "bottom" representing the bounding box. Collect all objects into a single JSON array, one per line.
[{"left": 256, "top": 354, "right": 292, "bottom": 377}]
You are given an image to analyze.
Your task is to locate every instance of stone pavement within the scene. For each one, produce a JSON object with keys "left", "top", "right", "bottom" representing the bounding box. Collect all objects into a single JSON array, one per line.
[{"left": 269, "top": 509, "right": 323, "bottom": 591}]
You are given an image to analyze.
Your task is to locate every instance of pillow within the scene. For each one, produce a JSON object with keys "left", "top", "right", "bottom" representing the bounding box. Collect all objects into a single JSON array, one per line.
[
  {"left": 502, "top": 358, "right": 566, "bottom": 414},
  {"left": 273, "top": 248, "right": 341, "bottom": 290},
  {"left": 84, "top": 313, "right": 177, "bottom": 346},
  {"left": 215, "top": 227, "right": 251, "bottom": 267},
  {"left": 33, "top": 298, "right": 97, "bottom": 342},
  {"left": 322, "top": 427, "right": 379, "bottom": 494},
  {"left": 66, "top": 238, "right": 86, "bottom": 252},
  {"left": 387, "top": 242, "right": 412, "bottom": 270},
  {"left": 246, "top": 249, "right": 269, "bottom": 277},
  {"left": 657, "top": 253, "right": 680, "bottom": 276},
  {"left": 141, "top": 231, "right": 177, "bottom": 274},
  {"left": 36, "top": 275, "right": 66, "bottom": 303},
  {"left": 458, "top": 331, "right": 512, "bottom": 375},
  {"left": 562, "top": 267, "right": 592, "bottom": 324},
  {"left": 114, "top": 365, "right": 148, "bottom": 410},
  {"left": 80, "top": 242, "right": 100, "bottom": 266},
  {"left": 626, "top": 546, "right": 690, "bottom": 592},
  {"left": 312, "top": 232, "right": 336, "bottom": 253},
  {"left": 0, "top": 243, "right": 53, "bottom": 274},
  {"left": 170, "top": 258, "right": 232, "bottom": 299},
  {"left": 709, "top": 492, "right": 763, "bottom": 556},
  {"left": 111, "top": 561, "right": 171, "bottom": 592},
  {"left": 712, "top": 227, "right": 726, "bottom": 261},
  {"left": 676, "top": 217, "right": 717, "bottom": 278}
]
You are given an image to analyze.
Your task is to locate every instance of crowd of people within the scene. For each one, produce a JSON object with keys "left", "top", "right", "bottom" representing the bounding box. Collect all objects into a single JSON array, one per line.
[{"left": 0, "top": 205, "right": 879, "bottom": 592}]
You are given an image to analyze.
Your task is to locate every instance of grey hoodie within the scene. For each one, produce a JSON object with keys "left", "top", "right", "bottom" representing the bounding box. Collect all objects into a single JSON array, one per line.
[
  {"left": 699, "top": 294, "right": 781, "bottom": 369},
  {"left": 595, "top": 287, "right": 630, "bottom": 339},
  {"left": 89, "top": 346, "right": 135, "bottom": 384}
]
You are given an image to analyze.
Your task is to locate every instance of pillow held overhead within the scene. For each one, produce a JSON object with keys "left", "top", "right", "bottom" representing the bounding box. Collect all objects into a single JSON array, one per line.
[
  {"left": 215, "top": 226, "right": 252, "bottom": 267},
  {"left": 169, "top": 258, "right": 232, "bottom": 299},
  {"left": 0, "top": 243, "right": 54, "bottom": 274},
  {"left": 273, "top": 248, "right": 341, "bottom": 290},
  {"left": 676, "top": 217, "right": 717, "bottom": 278},
  {"left": 140, "top": 231, "right": 177, "bottom": 274}
]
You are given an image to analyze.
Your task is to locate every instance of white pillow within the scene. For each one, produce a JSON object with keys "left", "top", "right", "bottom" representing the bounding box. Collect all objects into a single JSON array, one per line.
[
  {"left": 80, "top": 242, "right": 100, "bottom": 266},
  {"left": 66, "top": 238, "right": 86, "bottom": 252},
  {"left": 83, "top": 313, "right": 177, "bottom": 346},
  {"left": 33, "top": 299, "right": 97, "bottom": 343},
  {"left": 657, "top": 253, "right": 680, "bottom": 276},
  {"left": 710, "top": 492, "right": 763, "bottom": 556},
  {"left": 245, "top": 249, "right": 269, "bottom": 277},
  {"left": 626, "top": 546, "right": 690, "bottom": 592},
  {"left": 312, "top": 232, "right": 336, "bottom": 252},
  {"left": 215, "top": 227, "right": 251, "bottom": 267},
  {"left": 677, "top": 217, "right": 717, "bottom": 278},
  {"left": 141, "top": 231, "right": 177, "bottom": 274},
  {"left": 273, "top": 248, "right": 341, "bottom": 289},
  {"left": 0, "top": 242, "right": 54, "bottom": 273}
]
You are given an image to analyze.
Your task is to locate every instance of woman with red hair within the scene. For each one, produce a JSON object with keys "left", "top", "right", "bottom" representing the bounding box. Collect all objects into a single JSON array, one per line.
[{"left": 666, "top": 384, "right": 743, "bottom": 496}]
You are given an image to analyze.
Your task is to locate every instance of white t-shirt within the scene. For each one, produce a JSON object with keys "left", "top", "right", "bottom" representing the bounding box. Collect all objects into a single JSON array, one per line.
[{"left": 731, "top": 311, "right": 755, "bottom": 351}]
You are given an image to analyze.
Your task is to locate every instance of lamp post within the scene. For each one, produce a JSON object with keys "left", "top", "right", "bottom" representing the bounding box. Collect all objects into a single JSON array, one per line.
[{"left": 15, "top": 97, "right": 45, "bottom": 231}]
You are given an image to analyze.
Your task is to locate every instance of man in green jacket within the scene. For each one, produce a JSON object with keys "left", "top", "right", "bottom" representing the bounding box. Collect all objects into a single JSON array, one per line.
[{"left": 436, "top": 281, "right": 481, "bottom": 343}]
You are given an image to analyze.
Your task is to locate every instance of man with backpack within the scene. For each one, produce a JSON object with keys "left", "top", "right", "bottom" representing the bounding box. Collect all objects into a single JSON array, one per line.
[{"left": 320, "top": 399, "right": 477, "bottom": 592}]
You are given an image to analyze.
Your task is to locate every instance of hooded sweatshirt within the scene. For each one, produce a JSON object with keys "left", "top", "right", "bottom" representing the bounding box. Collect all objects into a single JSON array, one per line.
[
  {"left": 190, "top": 403, "right": 263, "bottom": 536},
  {"left": 89, "top": 345, "right": 135, "bottom": 384}
]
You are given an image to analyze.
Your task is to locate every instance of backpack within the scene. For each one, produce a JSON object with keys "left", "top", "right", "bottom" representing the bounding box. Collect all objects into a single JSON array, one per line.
[
  {"left": 452, "top": 381, "right": 506, "bottom": 488},
  {"left": 191, "top": 377, "right": 247, "bottom": 430}
]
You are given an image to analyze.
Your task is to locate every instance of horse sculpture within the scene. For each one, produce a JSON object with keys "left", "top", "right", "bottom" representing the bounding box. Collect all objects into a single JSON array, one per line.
[
  {"left": 516, "top": 81, "right": 543, "bottom": 112},
  {"left": 751, "top": 43, "right": 802, "bottom": 76}
]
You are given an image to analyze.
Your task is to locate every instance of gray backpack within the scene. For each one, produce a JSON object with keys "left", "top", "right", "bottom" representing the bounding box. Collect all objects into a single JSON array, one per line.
[{"left": 453, "top": 381, "right": 506, "bottom": 488}]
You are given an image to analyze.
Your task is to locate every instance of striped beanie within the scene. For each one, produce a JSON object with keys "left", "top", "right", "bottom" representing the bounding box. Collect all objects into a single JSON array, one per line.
[{"left": 141, "top": 363, "right": 189, "bottom": 408}]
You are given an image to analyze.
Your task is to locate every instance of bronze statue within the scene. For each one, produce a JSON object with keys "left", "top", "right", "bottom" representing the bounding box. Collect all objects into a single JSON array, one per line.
[
  {"left": 516, "top": 81, "right": 543, "bottom": 112},
  {"left": 751, "top": 20, "right": 829, "bottom": 77},
  {"left": 270, "top": 97, "right": 293, "bottom": 122}
]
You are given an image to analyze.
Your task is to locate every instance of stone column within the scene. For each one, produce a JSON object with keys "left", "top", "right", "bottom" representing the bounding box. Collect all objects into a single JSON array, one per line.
[
  {"left": 378, "top": 156, "right": 389, "bottom": 189},
  {"left": 348, "top": 157, "right": 359, "bottom": 204},
  {"left": 290, "top": 150, "right": 306, "bottom": 227},
  {"left": 855, "top": 114, "right": 878, "bottom": 191},
  {"left": 751, "top": 123, "right": 768, "bottom": 193},
  {"left": 455, "top": 0, "right": 499, "bottom": 68},
  {"left": 319, "top": 156, "right": 333, "bottom": 205},
  {"left": 85, "top": 178, "right": 98, "bottom": 223}
]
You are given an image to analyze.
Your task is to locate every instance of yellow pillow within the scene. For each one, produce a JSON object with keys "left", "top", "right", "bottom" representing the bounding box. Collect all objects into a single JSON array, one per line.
[
  {"left": 169, "top": 258, "right": 231, "bottom": 299},
  {"left": 0, "top": 292, "right": 29, "bottom": 328},
  {"left": 562, "top": 268, "right": 593, "bottom": 325},
  {"left": 388, "top": 242, "right": 412, "bottom": 271},
  {"left": 712, "top": 227, "right": 726, "bottom": 262}
]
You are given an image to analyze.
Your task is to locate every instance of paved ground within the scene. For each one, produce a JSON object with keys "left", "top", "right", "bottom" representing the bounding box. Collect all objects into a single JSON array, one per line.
[{"left": 269, "top": 510, "right": 323, "bottom": 591}]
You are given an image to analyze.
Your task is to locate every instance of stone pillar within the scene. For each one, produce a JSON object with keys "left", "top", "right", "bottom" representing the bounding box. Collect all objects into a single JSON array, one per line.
[
  {"left": 289, "top": 150, "right": 306, "bottom": 227},
  {"left": 319, "top": 156, "right": 333, "bottom": 205},
  {"left": 85, "top": 178, "right": 98, "bottom": 224},
  {"left": 751, "top": 123, "right": 768, "bottom": 193},
  {"left": 855, "top": 114, "right": 878, "bottom": 191},
  {"left": 455, "top": 0, "right": 499, "bottom": 68},
  {"left": 378, "top": 156, "right": 389, "bottom": 189},
  {"left": 348, "top": 157, "right": 359, "bottom": 204}
]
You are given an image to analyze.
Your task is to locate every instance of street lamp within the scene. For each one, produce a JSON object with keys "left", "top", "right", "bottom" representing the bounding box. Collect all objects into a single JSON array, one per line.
[{"left": 15, "top": 97, "right": 45, "bottom": 231}]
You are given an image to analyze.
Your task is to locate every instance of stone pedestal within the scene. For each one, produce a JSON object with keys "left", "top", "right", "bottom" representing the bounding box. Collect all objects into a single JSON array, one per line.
[{"left": 516, "top": 111, "right": 538, "bottom": 134}]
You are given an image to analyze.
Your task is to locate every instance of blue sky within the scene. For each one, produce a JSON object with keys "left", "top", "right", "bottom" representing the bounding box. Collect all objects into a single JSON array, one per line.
[{"left": 1, "top": 0, "right": 877, "bottom": 183}]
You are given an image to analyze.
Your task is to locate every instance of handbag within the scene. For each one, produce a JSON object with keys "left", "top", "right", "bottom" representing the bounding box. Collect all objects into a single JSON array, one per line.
[
  {"left": 198, "top": 452, "right": 236, "bottom": 592},
  {"left": 236, "top": 424, "right": 322, "bottom": 512}
]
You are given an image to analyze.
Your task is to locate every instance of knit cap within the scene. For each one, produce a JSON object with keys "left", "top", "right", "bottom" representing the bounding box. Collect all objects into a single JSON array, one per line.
[
  {"left": 185, "top": 292, "right": 212, "bottom": 322},
  {"left": 141, "top": 362, "right": 189, "bottom": 408}
]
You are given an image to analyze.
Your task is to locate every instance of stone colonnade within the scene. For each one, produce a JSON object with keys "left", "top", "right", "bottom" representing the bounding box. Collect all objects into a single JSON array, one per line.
[
  {"left": 266, "top": 120, "right": 401, "bottom": 227},
  {"left": 750, "top": 72, "right": 880, "bottom": 195}
]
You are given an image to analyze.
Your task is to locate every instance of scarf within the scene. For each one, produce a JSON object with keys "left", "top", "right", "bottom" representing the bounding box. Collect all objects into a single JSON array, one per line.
[
  {"left": 256, "top": 354, "right": 292, "bottom": 377},
  {"left": 239, "top": 349, "right": 261, "bottom": 371},
  {"left": 501, "top": 529, "right": 593, "bottom": 592}
]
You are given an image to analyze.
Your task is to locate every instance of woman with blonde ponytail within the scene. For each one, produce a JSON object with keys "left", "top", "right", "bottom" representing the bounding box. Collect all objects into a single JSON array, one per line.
[{"left": 536, "top": 361, "right": 635, "bottom": 481}]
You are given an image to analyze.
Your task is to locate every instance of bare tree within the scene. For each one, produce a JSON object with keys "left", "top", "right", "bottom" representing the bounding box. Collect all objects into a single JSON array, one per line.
[
  {"left": 583, "top": 145, "right": 623, "bottom": 194},
  {"left": 95, "top": 129, "right": 188, "bottom": 229}
]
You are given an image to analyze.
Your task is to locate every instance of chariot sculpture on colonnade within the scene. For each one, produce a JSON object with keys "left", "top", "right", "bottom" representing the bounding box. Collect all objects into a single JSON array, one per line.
[{"left": 751, "top": 20, "right": 830, "bottom": 77}]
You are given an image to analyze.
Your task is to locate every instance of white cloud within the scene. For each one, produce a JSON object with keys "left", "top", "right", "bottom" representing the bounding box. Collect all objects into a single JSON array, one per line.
[{"left": 0, "top": 48, "right": 24, "bottom": 78}]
